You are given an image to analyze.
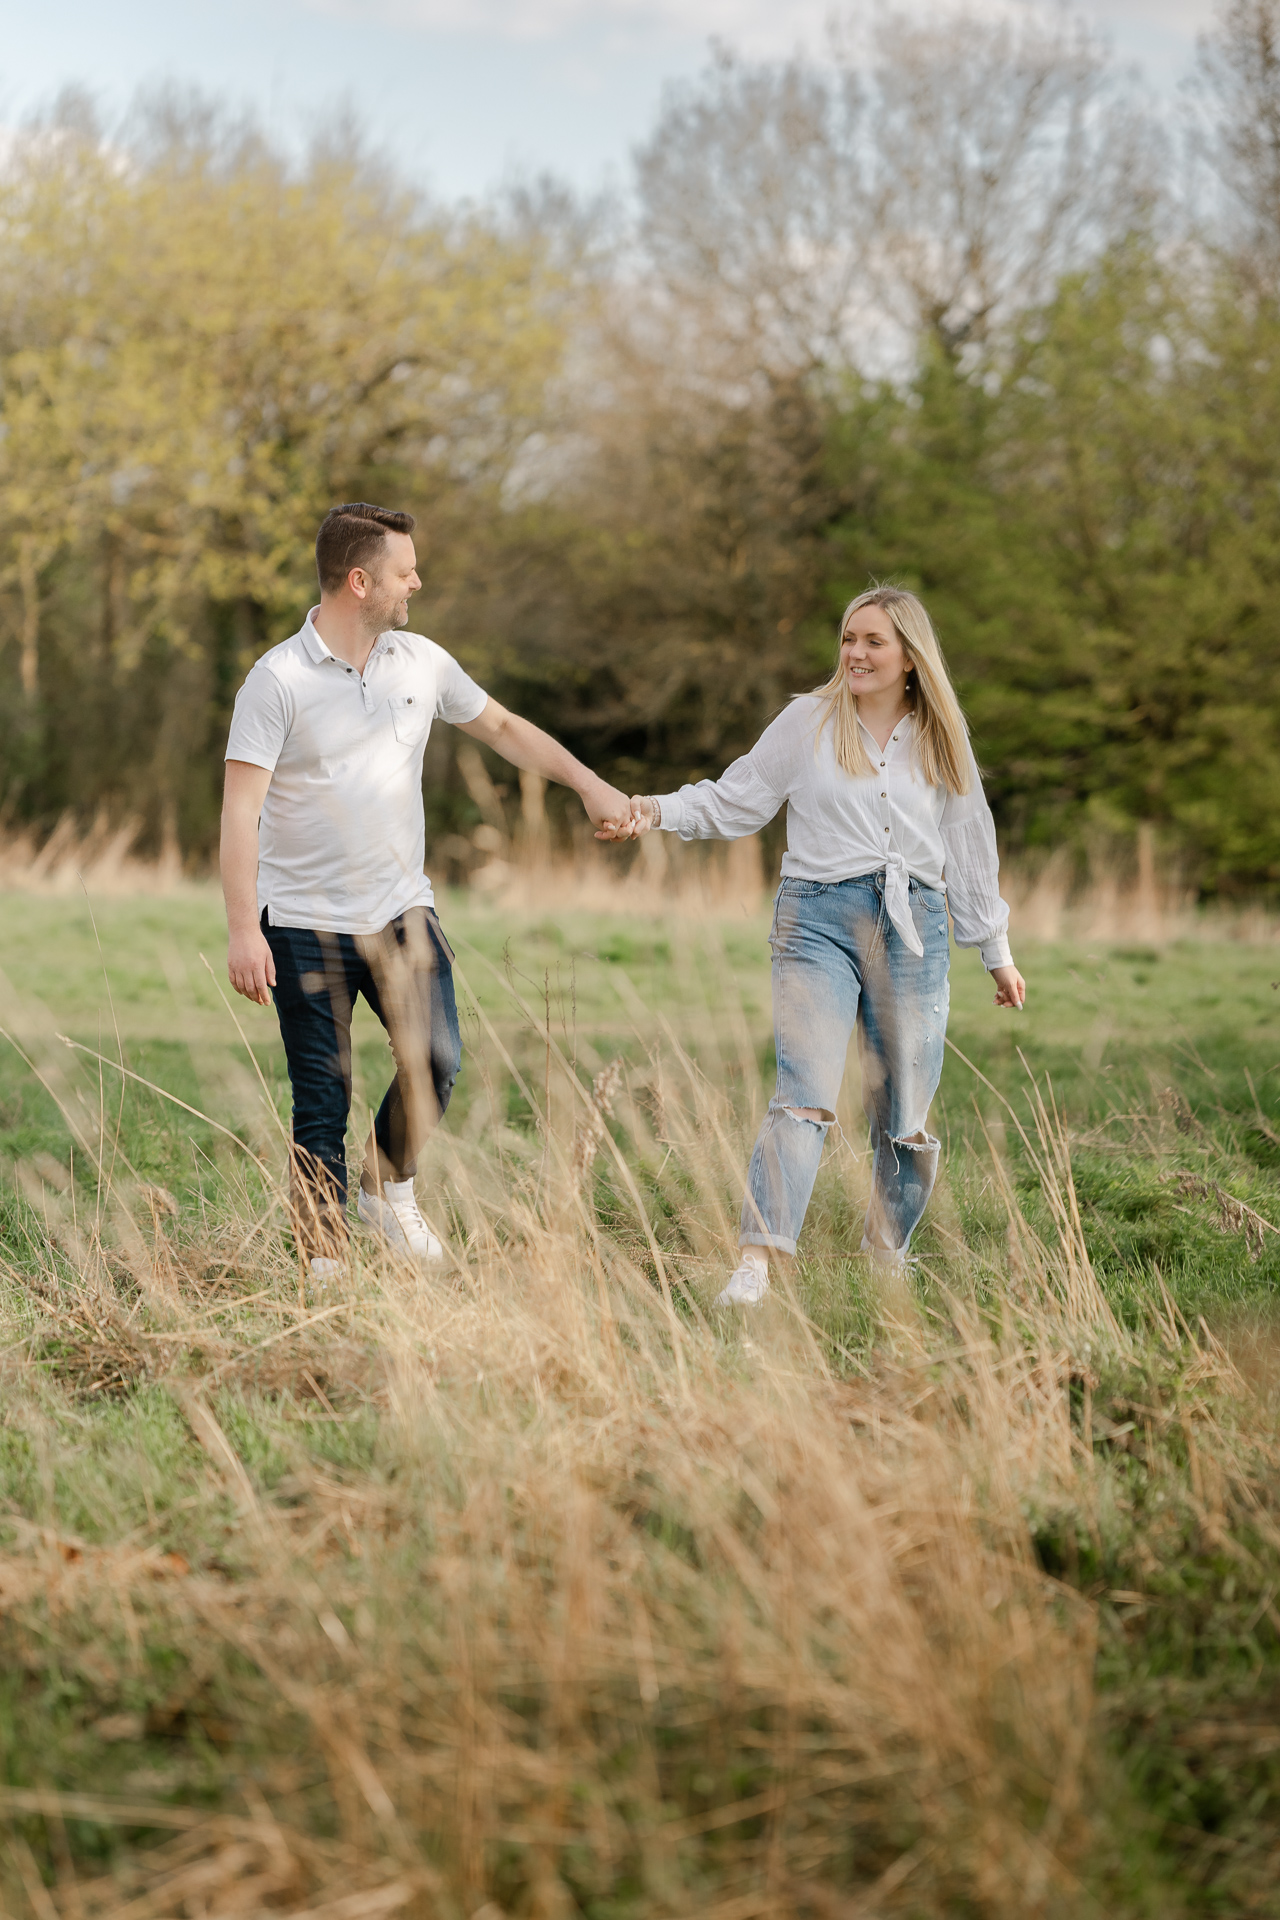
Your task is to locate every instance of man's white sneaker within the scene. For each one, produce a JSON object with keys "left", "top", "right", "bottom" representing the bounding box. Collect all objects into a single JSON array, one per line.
[
  {"left": 309, "top": 1255, "right": 344, "bottom": 1286},
  {"left": 357, "top": 1179, "right": 444, "bottom": 1262},
  {"left": 714, "top": 1257, "right": 770, "bottom": 1307}
]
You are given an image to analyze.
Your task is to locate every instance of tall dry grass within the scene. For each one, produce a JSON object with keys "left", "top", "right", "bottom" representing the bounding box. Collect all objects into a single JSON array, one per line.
[
  {"left": 6, "top": 934, "right": 1263, "bottom": 1920},
  {"left": 3, "top": 805, "right": 1277, "bottom": 947},
  {"left": 4, "top": 835, "right": 1280, "bottom": 1913}
]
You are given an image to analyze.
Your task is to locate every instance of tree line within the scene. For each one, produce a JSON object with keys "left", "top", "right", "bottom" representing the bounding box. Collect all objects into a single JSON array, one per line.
[{"left": 3, "top": 2, "right": 1280, "bottom": 893}]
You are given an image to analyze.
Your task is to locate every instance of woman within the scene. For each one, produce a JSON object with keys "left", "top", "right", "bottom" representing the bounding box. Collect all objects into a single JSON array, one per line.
[{"left": 626, "top": 586, "right": 1026, "bottom": 1306}]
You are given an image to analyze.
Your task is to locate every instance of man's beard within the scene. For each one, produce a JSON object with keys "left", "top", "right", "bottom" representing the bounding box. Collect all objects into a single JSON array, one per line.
[{"left": 361, "top": 586, "right": 410, "bottom": 636}]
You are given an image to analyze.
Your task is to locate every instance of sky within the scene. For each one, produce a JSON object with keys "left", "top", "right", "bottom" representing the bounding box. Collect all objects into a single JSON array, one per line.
[{"left": 0, "top": 0, "right": 1219, "bottom": 202}]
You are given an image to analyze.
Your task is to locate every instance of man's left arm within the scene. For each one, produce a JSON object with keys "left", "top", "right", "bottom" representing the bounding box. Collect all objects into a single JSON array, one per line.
[{"left": 456, "top": 699, "right": 633, "bottom": 838}]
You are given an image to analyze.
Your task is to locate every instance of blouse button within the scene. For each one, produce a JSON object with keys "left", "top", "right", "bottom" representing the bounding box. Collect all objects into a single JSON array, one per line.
[
  {"left": 879, "top": 760, "right": 885, "bottom": 767},
  {"left": 881, "top": 791, "right": 886, "bottom": 797},
  {"left": 884, "top": 826, "right": 890, "bottom": 833}
]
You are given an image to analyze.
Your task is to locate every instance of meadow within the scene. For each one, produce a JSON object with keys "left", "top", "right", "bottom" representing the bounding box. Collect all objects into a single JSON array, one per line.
[{"left": 2, "top": 872, "right": 1280, "bottom": 1917}]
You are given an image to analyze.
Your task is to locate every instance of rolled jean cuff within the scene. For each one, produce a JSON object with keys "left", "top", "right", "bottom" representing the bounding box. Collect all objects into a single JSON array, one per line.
[{"left": 740, "top": 1229, "right": 798, "bottom": 1256}]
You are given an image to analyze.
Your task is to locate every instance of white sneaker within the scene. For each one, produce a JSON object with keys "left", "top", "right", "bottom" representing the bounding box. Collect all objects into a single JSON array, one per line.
[
  {"left": 357, "top": 1179, "right": 444, "bottom": 1263},
  {"left": 309, "top": 1255, "right": 344, "bottom": 1285},
  {"left": 714, "top": 1255, "right": 770, "bottom": 1307},
  {"left": 861, "top": 1238, "right": 914, "bottom": 1276}
]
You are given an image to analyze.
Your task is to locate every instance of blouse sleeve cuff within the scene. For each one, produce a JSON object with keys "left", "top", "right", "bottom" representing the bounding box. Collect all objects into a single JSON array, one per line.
[
  {"left": 654, "top": 791, "right": 685, "bottom": 834},
  {"left": 979, "top": 935, "right": 1014, "bottom": 971}
]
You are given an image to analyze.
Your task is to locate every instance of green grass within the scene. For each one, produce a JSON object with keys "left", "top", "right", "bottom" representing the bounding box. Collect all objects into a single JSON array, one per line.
[
  {"left": 5, "top": 889, "right": 1278, "bottom": 1322},
  {"left": 3, "top": 887, "right": 1280, "bottom": 1915}
]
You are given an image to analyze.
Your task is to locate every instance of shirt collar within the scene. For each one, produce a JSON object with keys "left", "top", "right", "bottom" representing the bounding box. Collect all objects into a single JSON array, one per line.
[
  {"left": 857, "top": 709, "right": 914, "bottom": 745},
  {"left": 300, "top": 609, "right": 399, "bottom": 666},
  {"left": 300, "top": 608, "right": 333, "bottom": 665}
]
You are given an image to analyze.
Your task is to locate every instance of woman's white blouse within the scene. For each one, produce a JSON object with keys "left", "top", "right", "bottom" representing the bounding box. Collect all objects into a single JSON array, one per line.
[{"left": 654, "top": 695, "right": 1013, "bottom": 969}]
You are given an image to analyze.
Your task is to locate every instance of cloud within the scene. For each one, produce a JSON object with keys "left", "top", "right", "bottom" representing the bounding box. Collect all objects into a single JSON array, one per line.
[
  {"left": 302, "top": 0, "right": 813, "bottom": 50},
  {"left": 1108, "top": 0, "right": 1213, "bottom": 25},
  {"left": 301, "top": 0, "right": 1019, "bottom": 56},
  {"left": 300, "top": 0, "right": 1219, "bottom": 66}
]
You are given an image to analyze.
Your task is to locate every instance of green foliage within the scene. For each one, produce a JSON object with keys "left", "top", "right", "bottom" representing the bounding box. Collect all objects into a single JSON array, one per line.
[
  {"left": 6, "top": 83, "right": 1280, "bottom": 888},
  {"left": 823, "top": 248, "right": 1280, "bottom": 890},
  {"left": 0, "top": 103, "right": 565, "bottom": 854}
]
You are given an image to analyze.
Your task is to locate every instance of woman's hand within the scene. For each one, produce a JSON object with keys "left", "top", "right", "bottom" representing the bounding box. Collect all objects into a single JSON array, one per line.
[
  {"left": 990, "top": 964, "right": 1026, "bottom": 1010},
  {"left": 585, "top": 777, "right": 636, "bottom": 840}
]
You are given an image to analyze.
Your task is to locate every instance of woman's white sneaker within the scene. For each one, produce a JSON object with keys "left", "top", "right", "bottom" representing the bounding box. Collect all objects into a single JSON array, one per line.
[
  {"left": 714, "top": 1253, "right": 770, "bottom": 1307},
  {"left": 357, "top": 1179, "right": 444, "bottom": 1262}
]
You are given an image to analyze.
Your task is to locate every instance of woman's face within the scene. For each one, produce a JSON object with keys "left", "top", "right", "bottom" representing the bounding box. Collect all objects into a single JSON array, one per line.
[{"left": 840, "top": 604, "right": 909, "bottom": 700}]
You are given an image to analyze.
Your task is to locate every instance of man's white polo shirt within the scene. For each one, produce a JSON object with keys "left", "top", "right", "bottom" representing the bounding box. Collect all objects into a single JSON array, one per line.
[{"left": 225, "top": 608, "right": 487, "bottom": 934}]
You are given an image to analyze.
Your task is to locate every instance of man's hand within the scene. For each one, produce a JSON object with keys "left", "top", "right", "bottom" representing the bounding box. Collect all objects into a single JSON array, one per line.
[
  {"left": 991, "top": 964, "right": 1026, "bottom": 1010},
  {"left": 598, "top": 793, "right": 656, "bottom": 841},
  {"left": 585, "top": 776, "right": 636, "bottom": 840},
  {"left": 229, "top": 926, "right": 276, "bottom": 1006}
]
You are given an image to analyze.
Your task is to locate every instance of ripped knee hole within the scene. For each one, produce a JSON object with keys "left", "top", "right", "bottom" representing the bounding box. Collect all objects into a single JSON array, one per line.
[
  {"left": 782, "top": 1106, "right": 836, "bottom": 1127},
  {"left": 888, "top": 1130, "right": 939, "bottom": 1151}
]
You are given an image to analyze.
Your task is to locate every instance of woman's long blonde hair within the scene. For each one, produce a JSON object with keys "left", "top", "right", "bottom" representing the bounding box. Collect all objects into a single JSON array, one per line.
[{"left": 812, "top": 586, "right": 971, "bottom": 795}]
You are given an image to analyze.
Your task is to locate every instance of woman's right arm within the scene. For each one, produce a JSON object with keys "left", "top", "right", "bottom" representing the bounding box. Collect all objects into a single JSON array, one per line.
[
  {"left": 939, "top": 744, "right": 1026, "bottom": 1010},
  {"left": 629, "top": 707, "right": 798, "bottom": 840}
]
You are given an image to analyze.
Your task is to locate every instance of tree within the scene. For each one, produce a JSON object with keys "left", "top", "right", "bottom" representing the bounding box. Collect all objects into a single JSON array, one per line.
[
  {"left": 635, "top": 48, "right": 874, "bottom": 379},
  {"left": 0, "top": 93, "right": 568, "bottom": 851},
  {"left": 631, "top": 12, "right": 1156, "bottom": 381},
  {"left": 863, "top": 8, "right": 1158, "bottom": 358},
  {"left": 1193, "top": 0, "right": 1280, "bottom": 282},
  {"left": 823, "top": 241, "right": 1280, "bottom": 890}
]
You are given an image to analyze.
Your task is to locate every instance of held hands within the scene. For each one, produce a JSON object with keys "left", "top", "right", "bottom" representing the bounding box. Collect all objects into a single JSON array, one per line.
[
  {"left": 990, "top": 964, "right": 1026, "bottom": 1010},
  {"left": 228, "top": 927, "right": 276, "bottom": 1006},
  {"left": 597, "top": 795, "right": 657, "bottom": 842},
  {"left": 585, "top": 777, "right": 639, "bottom": 841},
  {"left": 595, "top": 794, "right": 657, "bottom": 843}
]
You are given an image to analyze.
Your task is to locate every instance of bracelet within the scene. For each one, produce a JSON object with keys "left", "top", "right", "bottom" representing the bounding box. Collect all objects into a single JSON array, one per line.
[{"left": 649, "top": 796, "right": 662, "bottom": 829}]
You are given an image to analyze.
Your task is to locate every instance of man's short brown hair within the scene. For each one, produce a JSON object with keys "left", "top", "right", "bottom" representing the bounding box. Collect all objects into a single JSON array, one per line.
[{"left": 315, "top": 503, "right": 415, "bottom": 594}]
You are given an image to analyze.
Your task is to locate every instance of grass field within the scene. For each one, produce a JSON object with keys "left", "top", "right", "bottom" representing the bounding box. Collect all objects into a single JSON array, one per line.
[{"left": 2, "top": 883, "right": 1280, "bottom": 1916}]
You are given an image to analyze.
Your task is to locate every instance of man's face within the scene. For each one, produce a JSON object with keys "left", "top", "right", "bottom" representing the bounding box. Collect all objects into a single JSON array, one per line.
[{"left": 358, "top": 531, "right": 421, "bottom": 632}]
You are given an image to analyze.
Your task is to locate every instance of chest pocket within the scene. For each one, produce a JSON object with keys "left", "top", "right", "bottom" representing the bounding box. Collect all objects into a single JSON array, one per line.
[{"left": 389, "top": 693, "right": 430, "bottom": 747}]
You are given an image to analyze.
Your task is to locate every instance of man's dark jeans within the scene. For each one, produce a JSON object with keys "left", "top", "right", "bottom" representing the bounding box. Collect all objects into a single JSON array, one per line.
[{"left": 263, "top": 905, "right": 462, "bottom": 1254}]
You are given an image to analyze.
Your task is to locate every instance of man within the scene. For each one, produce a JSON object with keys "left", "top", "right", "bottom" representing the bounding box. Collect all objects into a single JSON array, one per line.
[{"left": 222, "top": 501, "right": 632, "bottom": 1279}]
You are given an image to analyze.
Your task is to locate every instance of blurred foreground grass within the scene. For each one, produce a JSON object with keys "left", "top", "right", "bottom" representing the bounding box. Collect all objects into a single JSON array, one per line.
[{"left": 2, "top": 886, "right": 1280, "bottom": 1916}]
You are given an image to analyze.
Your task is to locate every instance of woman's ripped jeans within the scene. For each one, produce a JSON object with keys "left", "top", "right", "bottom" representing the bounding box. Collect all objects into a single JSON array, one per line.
[{"left": 740, "top": 872, "right": 950, "bottom": 1260}]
